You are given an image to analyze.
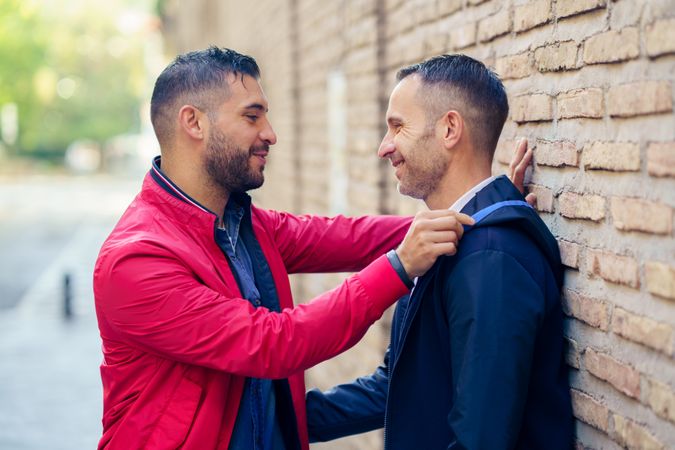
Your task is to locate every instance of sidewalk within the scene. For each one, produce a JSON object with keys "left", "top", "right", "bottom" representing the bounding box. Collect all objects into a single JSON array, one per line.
[
  {"left": 0, "top": 174, "right": 140, "bottom": 450},
  {"left": 0, "top": 221, "right": 112, "bottom": 449}
]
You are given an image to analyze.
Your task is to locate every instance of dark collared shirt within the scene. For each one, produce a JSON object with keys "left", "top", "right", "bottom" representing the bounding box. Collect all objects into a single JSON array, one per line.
[{"left": 220, "top": 199, "right": 285, "bottom": 450}]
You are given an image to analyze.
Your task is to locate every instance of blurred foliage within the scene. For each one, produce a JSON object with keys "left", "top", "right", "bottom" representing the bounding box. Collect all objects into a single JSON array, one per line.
[{"left": 0, "top": 0, "right": 157, "bottom": 158}]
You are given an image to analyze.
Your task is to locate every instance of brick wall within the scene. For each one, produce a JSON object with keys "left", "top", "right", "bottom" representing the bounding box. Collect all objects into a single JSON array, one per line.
[{"left": 162, "top": 0, "right": 675, "bottom": 448}]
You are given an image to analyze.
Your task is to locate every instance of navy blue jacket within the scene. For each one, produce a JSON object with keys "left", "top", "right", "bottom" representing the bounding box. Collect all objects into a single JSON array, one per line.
[{"left": 306, "top": 176, "right": 573, "bottom": 449}]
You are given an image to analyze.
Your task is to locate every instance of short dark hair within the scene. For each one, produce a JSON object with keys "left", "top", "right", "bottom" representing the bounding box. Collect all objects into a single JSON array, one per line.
[
  {"left": 397, "top": 54, "right": 508, "bottom": 158},
  {"left": 150, "top": 46, "right": 260, "bottom": 148}
]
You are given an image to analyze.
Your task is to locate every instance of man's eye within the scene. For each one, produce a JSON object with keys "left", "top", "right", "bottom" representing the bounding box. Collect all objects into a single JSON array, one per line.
[{"left": 246, "top": 115, "right": 258, "bottom": 122}]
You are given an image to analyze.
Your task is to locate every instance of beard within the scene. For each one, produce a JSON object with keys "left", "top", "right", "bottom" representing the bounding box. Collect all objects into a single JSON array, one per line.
[
  {"left": 204, "top": 128, "right": 267, "bottom": 194},
  {"left": 397, "top": 130, "right": 448, "bottom": 201}
]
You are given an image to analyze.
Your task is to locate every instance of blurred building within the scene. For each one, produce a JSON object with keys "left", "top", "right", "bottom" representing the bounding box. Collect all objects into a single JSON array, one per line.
[{"left": 159, "top": 1, "right": 675, "bottom": 449}]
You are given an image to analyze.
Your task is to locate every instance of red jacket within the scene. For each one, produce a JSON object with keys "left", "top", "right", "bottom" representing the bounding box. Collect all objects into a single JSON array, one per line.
[{"left": 93, "top": 173, "right": 411, "bottom": 449}]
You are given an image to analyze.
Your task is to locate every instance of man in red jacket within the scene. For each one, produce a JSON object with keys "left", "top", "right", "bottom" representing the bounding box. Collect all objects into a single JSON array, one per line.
[{"left": 94, "top": 46, "right": 476, "bottom": 449}]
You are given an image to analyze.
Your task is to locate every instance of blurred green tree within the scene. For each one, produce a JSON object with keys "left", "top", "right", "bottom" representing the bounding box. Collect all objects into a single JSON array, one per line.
[{"left": 0, "top": 0, "right": 155, "bottom": 160}]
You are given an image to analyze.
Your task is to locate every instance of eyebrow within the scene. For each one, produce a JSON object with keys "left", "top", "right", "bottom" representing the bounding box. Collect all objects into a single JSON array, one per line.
[{"left": 243, "top": 103, "right": 268, "bottom": 113}]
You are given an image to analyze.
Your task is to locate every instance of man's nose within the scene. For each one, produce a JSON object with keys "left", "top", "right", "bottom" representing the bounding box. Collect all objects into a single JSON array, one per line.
[
  {"left": 260, "top": 120, "right": 277, "bottom": 145},
  {"left": 378, "top": 136, "right": 395, "bottom": 159}
]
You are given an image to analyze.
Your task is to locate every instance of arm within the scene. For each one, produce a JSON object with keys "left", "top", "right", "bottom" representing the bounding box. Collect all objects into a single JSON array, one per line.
[
  {"left": 262, "top": 209, "right": 412, "bottom": 274},
  {"left": 443, "top": 251, "right": 543, "bottom": 450},
  {"left": 95, "top": 245, "right": 407, "bottom": 379},
  {"left": 95, "top": 211, "right": 467, "bottom": 379},
  {"left": 306, "top": 348, "right": 391, "bottom": 442}
]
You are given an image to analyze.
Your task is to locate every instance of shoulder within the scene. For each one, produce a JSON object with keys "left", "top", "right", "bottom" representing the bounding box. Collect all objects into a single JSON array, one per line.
[
  {"left": 453, "top": 225, "right": 548, "bottom": 278},
  {"left": 432, "top": 225, "right": 551, "bottom": 301},
  {"left": 97, "top": 202, "right": 183, "bottom": 274}
]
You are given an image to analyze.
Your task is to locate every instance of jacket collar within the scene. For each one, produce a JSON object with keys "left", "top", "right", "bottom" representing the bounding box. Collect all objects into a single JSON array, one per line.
[
  {"left": 141, "top": 156, "right": 253, "bottom": 231},
  {"left": 458, "top": 175, "right": 523, "bottom": 217}
]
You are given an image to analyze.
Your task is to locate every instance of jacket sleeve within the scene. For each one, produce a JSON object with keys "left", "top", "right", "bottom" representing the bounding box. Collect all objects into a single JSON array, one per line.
[
  {"left": 305, "top": 348, "right": 390, "bottom": 442},
  {"left": 261, "top": 210, "right": 412, "bottom": 274},
  {"left": 443, "top": 250, "right": 544, "bottom": 450},
  {"left": 94, "top": 243, "right": 409, "bottom": 379}
]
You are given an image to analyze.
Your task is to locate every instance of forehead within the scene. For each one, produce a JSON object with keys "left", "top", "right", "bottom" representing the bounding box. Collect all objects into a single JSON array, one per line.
[
  {"left": 387, "top": 75, "right": 424, "bottom": 118},
  {"left": 221, "top": 73, "right": 269, "bottom": 110}
]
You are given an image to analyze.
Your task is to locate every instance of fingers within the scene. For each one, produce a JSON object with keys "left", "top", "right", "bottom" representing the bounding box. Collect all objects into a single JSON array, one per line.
[
  {"left": 412, "top": 213, "right": 473, "bottom": 244},
  {"left": 413, "top": 210, "right": 475, "bottom": 226},
  {"left": 431, "top": 242, "right": 459, "bottom": 256},
  {"left": 525, "top": 192, "right": 537, "bottom": 208},
  {"left": 514, "top": 148, "right": 533, "bottom": 181},
  {"left": 509, "top": 138, "right": 528, "bottom": 174},
  {"left": 454, "top": 212, "right": 475, "bottom": 226},
  {"left": 509, "top": 138, "right": 532, "bottom": 194},
  {"left": 396, "top": 210, "right": 474, "bottom": 278},
  {"left": 426, "top": 230, "right": 458, "bottom": 245}
]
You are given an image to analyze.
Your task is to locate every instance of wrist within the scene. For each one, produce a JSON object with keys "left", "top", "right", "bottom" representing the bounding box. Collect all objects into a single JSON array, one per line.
[{"left": 386, "top": 249, "right": 414, "bottom": 289}]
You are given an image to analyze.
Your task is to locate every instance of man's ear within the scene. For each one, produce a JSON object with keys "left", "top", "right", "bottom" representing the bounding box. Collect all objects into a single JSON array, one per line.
[
  {"left": 440, "top": 110, "right": 463, "bottom": 150},
  {"left": 177, "top": 105, "right": 206, "bottom": 141}
]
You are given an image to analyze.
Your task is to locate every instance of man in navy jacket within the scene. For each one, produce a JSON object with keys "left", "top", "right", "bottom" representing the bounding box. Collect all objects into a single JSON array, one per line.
[{"left": 306, "top": 55, "right": 573, "bottom": 449}]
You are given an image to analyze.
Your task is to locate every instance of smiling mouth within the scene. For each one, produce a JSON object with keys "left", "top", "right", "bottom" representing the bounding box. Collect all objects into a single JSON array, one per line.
[
  {"left": 391, "top": 160, "right": 404, "bottom": 179},
  {"left": 252, "top": 152, "right": 268, "bottom": 163}
]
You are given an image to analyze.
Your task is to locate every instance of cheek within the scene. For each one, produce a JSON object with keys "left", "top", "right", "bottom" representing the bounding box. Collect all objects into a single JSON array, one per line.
[
  {"left": 393, "top": 135, "right": 412, "bottom": 156},
  {"left": 395, "top": 127, "right": 424, "bottom": 153}
]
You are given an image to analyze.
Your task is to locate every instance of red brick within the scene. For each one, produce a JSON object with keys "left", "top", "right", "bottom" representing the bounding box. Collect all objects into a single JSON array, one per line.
[
  {"left": 511, "top": 94, "right": 554, "bottom": 123},
  {"left": 535, "top": 140, "right": 579, "bottom": 167},
  {"left": 645, "top": 19, "right": 675, "bottom": 58},
  {"left": 583, "top": 28, "right": 640, "bottom": 64},
  {"left": 565, "top": 336, "right": 581, "bottom": 369},
  {"left": 586, "top": 249, "right": 639, "bottom": 288},
  {"left": 495, "top": 52, "right": 533, "bottom": 80},
  {"left": 438, "top": 0, "right": 462, "bottom": 16},
  {"left": 530, "top": 184, "right": 554, "bottom": 213},
  {"left": 414, "top": 0, "right": 439, "bottom": 25},
  {"left": 495, "top": 138, "right": 519, "bottom": 165},
  {"left": 612, "top": 415, "right": 665, "bottom": 450},
  {"left": 557, "top": 0, "right": 606, "bottom": 19},
  {"left": 612, "top": 308, "right": 674, "bottom": 355},
  {"left": 562, "top": 289, "right": 609, "bottom": 330},
  {"left": 514, "top": 0, "right": 551, "bottom": 33},
  {"left": 449, "top": 22, "right": 476, "bottom": 50},
  {"left": 559, "top": 240, "right": 580, "bottom": 268},
  {"left": 558, "top": 88, "right": 604, "bottom": 119},
  {"left": 608, "top": 81, "right": 673, "bottom": 117},
  {"left": 571, "top": 389, "right": 609, "bottom": 432},
  {"left": 610, "top": 198, "right": 673, "bottom": 235},
  {"left": 559, "top": 192, "right": 605, "bottom": 222},
  {"left": 477, "top": 9, "right": 511, "bottom": 43},
  {"left": 584, "top": 347, "right": 640, "bottom": 399},
  {"left": 645, "top": 377, "right": 675, "bottom": 425},
  {"left": 647, "top": 142, "right": 675, "bottom": 178},
  {"left": 582, "top": 142, "right": 640, "bottom": 172},
  {"left": 534, "top": 41, "right": 579, "bottom": 72},
  {"left": 645, "top": 261, "right": 675, "bottom": 301}
]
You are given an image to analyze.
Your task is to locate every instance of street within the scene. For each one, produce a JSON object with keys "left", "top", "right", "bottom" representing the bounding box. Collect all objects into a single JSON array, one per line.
[{"left": 0, "top": 174, "right": 141, "bottom": 449}]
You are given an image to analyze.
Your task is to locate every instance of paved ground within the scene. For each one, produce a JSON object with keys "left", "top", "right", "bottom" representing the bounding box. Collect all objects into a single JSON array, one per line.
[
  {"left": 0, "top": 172, "right": 377, "bottom": 449},
  {"left": 0, "top": 174, "right": 140, "bottom": 449}
]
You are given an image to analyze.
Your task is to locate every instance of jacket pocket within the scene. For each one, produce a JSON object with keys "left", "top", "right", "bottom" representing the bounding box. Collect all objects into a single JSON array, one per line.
[{"left": 146, "top": 376, "right": 203, "bottom": 449}]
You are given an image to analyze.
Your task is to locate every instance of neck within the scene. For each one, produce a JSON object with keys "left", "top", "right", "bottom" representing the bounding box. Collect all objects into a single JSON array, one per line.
[
  {"left": 425, "top": 152, "right": 491, "bottom": 210},
  {"left": 161, "top": 153, "right": 230, "bottom": 223}
]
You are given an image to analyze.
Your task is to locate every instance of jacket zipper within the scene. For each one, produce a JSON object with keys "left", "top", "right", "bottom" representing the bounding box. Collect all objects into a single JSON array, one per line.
[
  {"left": 384, "top": 290, "right": 417, "bottom": 450},
  {"left": 385, "top": 274, "right": 432, "bottom": 449},
  {"left": 383, "top": 330, "right": 392, "bottom": 449}
]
